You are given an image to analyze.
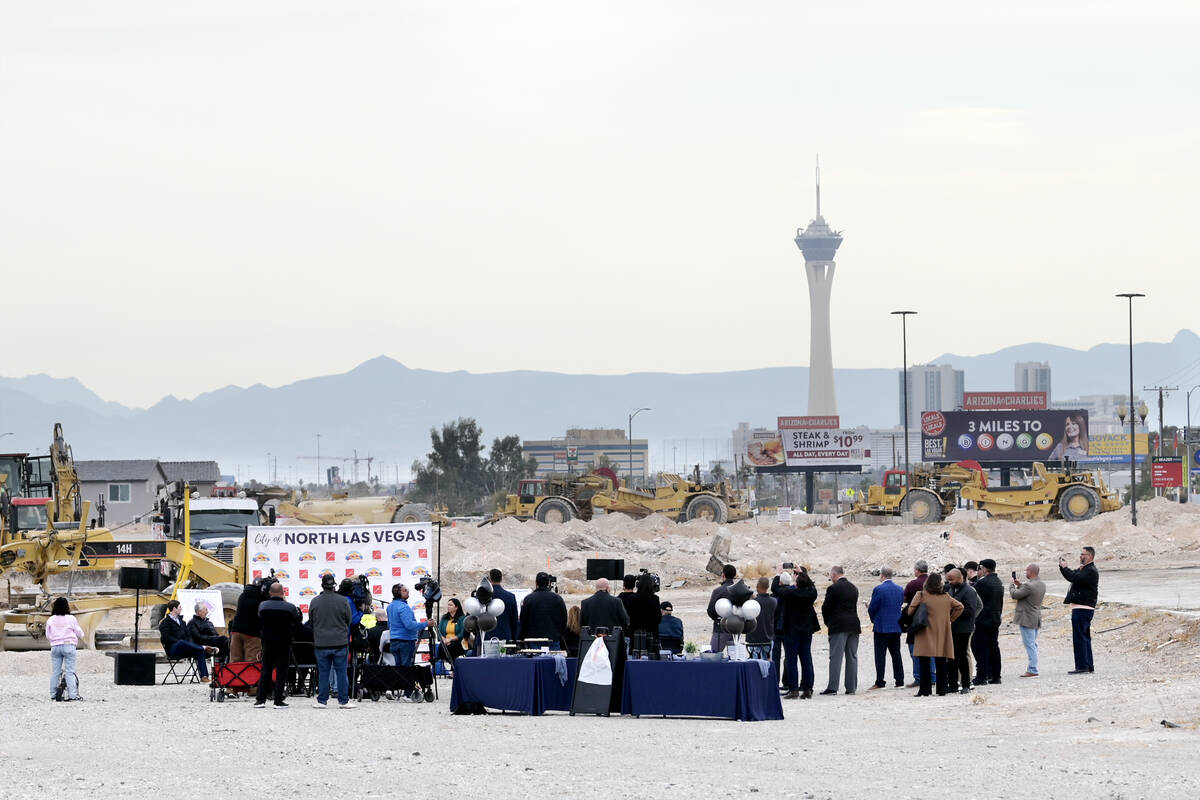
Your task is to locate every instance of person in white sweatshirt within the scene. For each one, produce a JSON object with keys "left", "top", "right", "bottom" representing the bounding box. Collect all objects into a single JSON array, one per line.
[{"left": 46, "top": 597, "right": 85, "bottom": 701}]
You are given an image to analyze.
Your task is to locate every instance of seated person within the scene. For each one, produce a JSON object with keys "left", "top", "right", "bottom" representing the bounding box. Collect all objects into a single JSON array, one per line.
[
  {"left": 366, "top": 610, "right": 389, "bottom": 663},
  {"left": 377, "top": 628, "right": 396, "bottom": 666},
  {"left": 658, "top": 600, "right": 684, "bottom": 653},
  {"left": 158, "top": 599, "right": 217, "bottom": 681},
  {"left": 438, "top": 598, "right": 469, "bottom": 660},
  {"left": 186, "top": 602, "right": 230, "bottom": 663}
]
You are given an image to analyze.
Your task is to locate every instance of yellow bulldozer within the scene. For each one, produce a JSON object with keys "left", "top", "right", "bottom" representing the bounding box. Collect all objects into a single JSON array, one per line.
[
  {"left": 848, "top": 460, "right": 1122, "bottom": 524},
  {"left": 480, "top": 466, "right": 751, "bottom": 525}
]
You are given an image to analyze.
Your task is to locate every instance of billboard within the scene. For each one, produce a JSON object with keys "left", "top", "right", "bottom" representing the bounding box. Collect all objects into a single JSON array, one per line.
[
  {"left": 246, "top": 523, "right": 434, "bottom": 619},
  {"left": 1151, "top": 458, "right": 1183, "bottom": 488},
  {"left": 1077, "top": 433, "right": 1150, "bottom": 464},
  {"left": 779, "top": 418, "right": 870, "bottom": 467},
  {"left": 921, "top": 410, "right": 1089, "bottom": 463},
  {"left": 962, "top": 392, "right": 1048, "bottom": 410},
  {"left": 746, "top": 429, "right": 785, "bottom": 467}
]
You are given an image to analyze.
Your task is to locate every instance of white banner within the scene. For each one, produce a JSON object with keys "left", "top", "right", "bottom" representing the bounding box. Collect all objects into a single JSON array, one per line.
[
  {"left": 246, "top": 523, "right": 435, "bottom": 620},
  {"left": 781, "top": 426, "right": 871, "bottom": 466},
  {"left": 177, "top": 589, "right": 226, "bottom": 627}
]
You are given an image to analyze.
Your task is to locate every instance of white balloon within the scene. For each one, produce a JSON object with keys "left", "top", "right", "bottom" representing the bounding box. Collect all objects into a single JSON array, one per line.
[
  {"left": 464, "top": 597, "right": 482, "bottom": 616},
  {"left": 741, "top": 599, "right": 761, "bottom": 620},
  {"left": 714, "top": 598, "right": 732, "bottom": 619},
  {"left": 487, "top": 598, "right": 505, "bottom": 616}
]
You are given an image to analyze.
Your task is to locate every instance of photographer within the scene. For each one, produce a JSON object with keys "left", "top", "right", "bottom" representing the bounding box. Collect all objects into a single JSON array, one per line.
[
  {"left": 229, "top": 582, "right": 264, "bottom": 662},
  {"left": 519, "top": 572, "right": 567, "bottom": 648},
  {"left": 387, "top": 583, "right": 434, "bottom": 667}
]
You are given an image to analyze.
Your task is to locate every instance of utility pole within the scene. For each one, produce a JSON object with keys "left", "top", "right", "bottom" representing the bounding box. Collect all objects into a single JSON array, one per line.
[{"left": 1144, "top": 385, "right": 1178, "bottom": 498}]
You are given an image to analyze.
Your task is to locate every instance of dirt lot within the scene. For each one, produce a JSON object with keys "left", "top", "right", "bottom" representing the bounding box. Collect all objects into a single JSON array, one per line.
[{"left": 2, "top": 499, "right": 1199, "bottom": 797}]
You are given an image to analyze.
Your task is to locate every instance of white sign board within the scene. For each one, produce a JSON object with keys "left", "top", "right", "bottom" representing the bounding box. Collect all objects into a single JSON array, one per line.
[
  {"left": 176, "top": 589, "right": 226, "bottom": 628},
  {"left": 781, "top": 426, "right": 871, "bottom": 467},
  {"left": 246, "top": 523, "right": 435, "bottom": 621},
  {"left": 777, "top": 506, "right": 792, "bottom": 523}
]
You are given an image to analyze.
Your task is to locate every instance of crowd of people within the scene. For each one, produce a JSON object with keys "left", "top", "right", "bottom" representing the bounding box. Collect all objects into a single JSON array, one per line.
[{"left": 700, "top": 546, "right": 1100, "bottom": 700}]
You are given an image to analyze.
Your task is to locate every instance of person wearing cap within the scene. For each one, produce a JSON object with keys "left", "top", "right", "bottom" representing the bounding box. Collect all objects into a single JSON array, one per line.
[
  {"left": 309, "top": 573, "right": 355, "bottom": 708},
  {"left": 658, "top": 600, "right": 683, "bottom": 647},
  {"left": 519, "top": 572, "right": 568, "bottom": 649},
  {"left": 971, "top": 558, "right": 1005, "bottom": 685}
]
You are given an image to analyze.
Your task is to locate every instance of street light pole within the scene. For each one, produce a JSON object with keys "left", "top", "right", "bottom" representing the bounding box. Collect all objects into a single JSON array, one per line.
[
  {"left": 1186, "top": 384, "right": 1200, "bottom": 504},
  {"left": 891, "top": 311, "right": 917, "bottom": 488},
  {"left": 1116, "top": 293, "right": 1144, "bottom": 525},
  {"left": 316, "top": 433, "right": 322, "bottom": 487},
  {"left": 628, "top": 407, "right": 651, "bottom": 489}
]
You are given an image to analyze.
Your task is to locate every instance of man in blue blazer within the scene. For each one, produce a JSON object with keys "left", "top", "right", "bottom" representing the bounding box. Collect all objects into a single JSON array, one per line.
[
  {"left": 867, "top": 566, "right": 905, "bottom": 689},
  {"left": 489, "top": 568, "right": 520, "bottom": 642}
]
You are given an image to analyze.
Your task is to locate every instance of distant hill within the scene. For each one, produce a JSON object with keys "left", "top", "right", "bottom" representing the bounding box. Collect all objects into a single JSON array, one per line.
[{"left": 1, "top": 330, "right": 1194, "bottom": 477}]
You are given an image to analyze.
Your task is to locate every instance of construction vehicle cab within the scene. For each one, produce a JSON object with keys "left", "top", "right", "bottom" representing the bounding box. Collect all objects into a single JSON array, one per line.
[
  {"left": 882, "top": 470, "right": 905, "bottom": 494},
  {"left": 10, "top": 497, "right": 50, "bottom": 533},
  {"left": 517, "top": 479, "right": 546, "bottom": 505}
]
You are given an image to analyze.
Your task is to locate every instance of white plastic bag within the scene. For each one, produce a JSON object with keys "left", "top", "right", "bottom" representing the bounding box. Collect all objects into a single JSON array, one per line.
[{"left": 578, "top": 636, "right": 613, "bottom": 685}]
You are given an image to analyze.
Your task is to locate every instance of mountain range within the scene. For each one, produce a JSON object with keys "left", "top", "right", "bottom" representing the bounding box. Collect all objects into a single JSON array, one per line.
[{"left": 1, "top": 330, "right": 1196, "bottom": 480}]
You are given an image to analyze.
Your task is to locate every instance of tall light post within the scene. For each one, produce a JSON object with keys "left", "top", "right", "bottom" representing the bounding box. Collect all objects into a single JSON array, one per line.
[
  {"left": 628, "top": 407, "right": 651, "bottom": 488},
  {"left": 1186, "top": 384, "right": 1200, "bottom": 504},
  {"left": 1116, "top": 293, "right": 1144, "bottom": 525},
  {"left": 891, "top": 311, "right": 917, "bottom": 487},
  {"left": 316, "top": 433, "right": 322, "bottom": 487}
]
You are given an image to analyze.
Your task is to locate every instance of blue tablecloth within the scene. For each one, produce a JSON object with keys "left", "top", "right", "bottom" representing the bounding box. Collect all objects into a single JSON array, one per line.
[
  {"left": 449, "top": 656, "right": 576, "bottom": 715},
  {"left": 620, "top": 660, "right": 784, "bottom": 721}
]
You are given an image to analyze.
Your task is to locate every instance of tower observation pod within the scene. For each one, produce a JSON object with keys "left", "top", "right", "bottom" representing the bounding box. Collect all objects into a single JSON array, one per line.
[{"left": 794, "top": 158, "right": 843, "bottom": 416}]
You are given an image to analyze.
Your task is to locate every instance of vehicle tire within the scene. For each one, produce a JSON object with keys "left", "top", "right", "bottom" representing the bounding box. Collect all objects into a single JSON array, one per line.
[
  {"left": 900, "top": 489, "right": 942, "bottom": 525},
  {"left": 1058, "top": 485, "right": 1099, "bottom": 522},
  {"left": 685, "top": 495, "right": 728, "bottom": 524},
  {"left": 393, "top": 503, "right": 432, "bottom": 524},
  {"left": 534, "top": 498, "right": 575, "bottom": 524},
  {"left": 147, "top": 602, "right": 168, "bottom": 630}
]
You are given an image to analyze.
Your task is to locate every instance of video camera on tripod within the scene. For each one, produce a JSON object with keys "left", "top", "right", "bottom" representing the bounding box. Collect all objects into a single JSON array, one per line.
[{"left": 415, "top": 575, "right": 441, "bottom": 617}]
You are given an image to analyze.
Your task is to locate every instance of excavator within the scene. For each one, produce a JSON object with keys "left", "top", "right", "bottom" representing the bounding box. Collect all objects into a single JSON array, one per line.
[{"left": 0, "top": 425, "right": 253, "bottom": 650}]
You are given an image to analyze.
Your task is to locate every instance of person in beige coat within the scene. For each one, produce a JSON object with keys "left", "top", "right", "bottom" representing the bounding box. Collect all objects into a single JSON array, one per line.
[
  {"left": 907, "top": 572, "right": 963, "bottom": 697},
  {"left": 1009, "top": 564, "right": 1047, "bottom": 677}
]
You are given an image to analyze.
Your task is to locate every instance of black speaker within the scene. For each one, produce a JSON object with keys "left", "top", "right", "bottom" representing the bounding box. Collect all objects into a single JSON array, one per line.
[
  {"left": 114, "top": 651, "right": 156, "bottom": 685},
  {"left": 118, "top": 567, "right": 162, "bottom": 591},
  {"left": 586, "top": 558, "right": 625, "bottom": 580}
]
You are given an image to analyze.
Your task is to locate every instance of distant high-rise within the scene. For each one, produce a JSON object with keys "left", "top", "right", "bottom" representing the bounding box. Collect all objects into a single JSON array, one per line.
[
  {"left": 899, "top": 364, "right": 965, "bottom": 427},
  {"left": 1015, "top": 361, "right": 1052, "bottom": 398},
  {"left": 794, "top": 158, "right": 843, "bottom": 416}
]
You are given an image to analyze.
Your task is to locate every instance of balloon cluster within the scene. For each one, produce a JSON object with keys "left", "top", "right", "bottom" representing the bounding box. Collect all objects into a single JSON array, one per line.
[
  {"left": 714, "top": 579, "right": 761, "bottom": 636},
  {"left": 463, "top": 578, "right": 505, "bottom": 637}
]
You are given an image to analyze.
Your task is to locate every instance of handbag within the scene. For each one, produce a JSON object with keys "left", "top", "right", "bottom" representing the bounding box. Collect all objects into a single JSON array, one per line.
[{"left": 909, "top": 601, "right": 930, "bottom": 636}]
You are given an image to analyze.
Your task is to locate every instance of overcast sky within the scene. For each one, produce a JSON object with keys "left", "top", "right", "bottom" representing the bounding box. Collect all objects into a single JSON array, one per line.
[{"left": 2, "top": 1, "right": 1196, "bottom": 409}]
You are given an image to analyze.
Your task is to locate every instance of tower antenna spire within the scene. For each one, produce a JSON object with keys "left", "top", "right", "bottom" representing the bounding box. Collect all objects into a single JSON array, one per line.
[{"left": 815, "top": 154, "right": 821, "bottom": 217}]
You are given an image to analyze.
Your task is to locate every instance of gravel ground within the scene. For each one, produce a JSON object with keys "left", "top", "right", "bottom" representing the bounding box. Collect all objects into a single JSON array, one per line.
[{"left": 3, "top": 589, "right": 1198, "bottom": 799}]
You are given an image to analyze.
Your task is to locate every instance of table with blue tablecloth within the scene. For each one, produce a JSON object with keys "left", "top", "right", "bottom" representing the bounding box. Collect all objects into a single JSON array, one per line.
[
  {"left": 619, "top": 659, "right": 784, "bottom": 721},
  {"left": 449, "top": 656, "right": 576, "bottom": 715}
]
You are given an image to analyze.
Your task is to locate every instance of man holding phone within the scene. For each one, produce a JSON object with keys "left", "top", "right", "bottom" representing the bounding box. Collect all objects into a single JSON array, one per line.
[
  {"left": 1059, "top": 547, "right": 1099, "bottom": 674},
  {"left": 1009, "top": 564, "right": 1047, "bottom": 677}
]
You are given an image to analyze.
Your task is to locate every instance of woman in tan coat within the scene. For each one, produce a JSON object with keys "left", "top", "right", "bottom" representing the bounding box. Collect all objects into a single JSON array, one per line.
[{"left": 906, "top": 572, "right": 963, "bottom": 697}]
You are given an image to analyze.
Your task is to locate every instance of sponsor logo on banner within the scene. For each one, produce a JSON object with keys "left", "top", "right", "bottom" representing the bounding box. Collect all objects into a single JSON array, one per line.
[
  {"left": 319, "top": 569, "right": 334, "bottom": 579},
  {"left": 325, "top": 551, "right": 336, "bottom": 561},
  {"left": 419, "top": 549, "right": 428, "bottom": 559},
  {"left": 372, "top": 550, "right": 382, "bottom": 560},
  {"left": 299, "top": 587, "right": 316, "bottom": 597},
  {"left": 253, "top": 569, "right": 263, "bottom": 579},
  {"left": 392, "top": 566, "right": 403, "bottom": 577},
  {"left": 279, "top": 552, "right": 289, "bottom": 563},
  {"left": 411, "top": 566, "right": 430, "bottom": 578},
  {"left": 300, "top": 604, "right": 309, "bottom": 614},
  {"left": 392, "top": 549, "right": 410, "bottom": 560},
  {"left": 274, "top": 570, "right": 290, "bottom": 580},
  {"left": 345, "top": 550, "right": 364, "bottom": 561},
  {"left": 921, "top": 412, "right": 946, "bottom": 436},
  {"left": 373, "top": 585, "right": 382, "bottom": 595},
  {"left": 345, "top": 569, "right": 355, "bottom": 577},
  {"left": 298, "top": 552, "right": 316, "bottom": 561},
  {"left": 365, "top": 567, "right": 382, "bottom": 577},
  {"left": 299, "top": 570, "right": 309, "bottom": 579},
  {"left": 282, "top": 586, "right": 289, "bottom": 596},
  {"left": 252, "top": 552, "right": 270, "bottom": 563}
]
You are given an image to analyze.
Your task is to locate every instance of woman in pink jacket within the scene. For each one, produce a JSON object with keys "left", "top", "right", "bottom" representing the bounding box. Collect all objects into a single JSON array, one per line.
[{"left": 46, "top": 597, "right": 85, "bottom": 701}]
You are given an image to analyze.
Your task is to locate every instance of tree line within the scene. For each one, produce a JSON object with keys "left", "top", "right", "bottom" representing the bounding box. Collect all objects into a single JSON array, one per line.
[{"left": 407, "top": 417, "right": 538, "bottom": 514}]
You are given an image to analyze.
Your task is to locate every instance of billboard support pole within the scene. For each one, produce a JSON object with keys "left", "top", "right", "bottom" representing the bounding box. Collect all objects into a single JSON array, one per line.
[
  {"left": 1117, "top": 293, "right": 1143, "bottom": 526},
  {"left": 892, "top": 310, "right": 917, "bottom": 488}
]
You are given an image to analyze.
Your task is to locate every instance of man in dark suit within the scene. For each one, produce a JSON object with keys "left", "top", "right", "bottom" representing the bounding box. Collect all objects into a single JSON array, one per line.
[
  {"left": 706, "top": 563, "right": 736, "bottom": 653},
  {"left": 972, "top": 558, "right": 1005, "bottom": 685},
  {"left": 820, "top": 566, "right": 860, "bottom": 695},
  {"left": 159, "top": 599, "right": 217, "bottom": 681},
  {"left": 519, "top": 572, "right": 568, "bottom": 648},
  {"left": 580, "top": 578, "right": 629, "bottom": 633},
  {"left": 489, "top": 569, "right": 519, "bottom": 642},
  {"left": 253, "top": 581, "right": 301, "bottom": 708},
  {"left": 1059, "top": 546, "right": 1099, "bottom": 674}
]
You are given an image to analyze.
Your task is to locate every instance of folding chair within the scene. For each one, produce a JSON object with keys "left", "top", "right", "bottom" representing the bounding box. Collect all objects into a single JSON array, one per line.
[
  {"left": 162, "top": 654, "right": 203, "bottom": 685},
  {"left": 288, "top": 641, "right": 317, "bottom": 697}
]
